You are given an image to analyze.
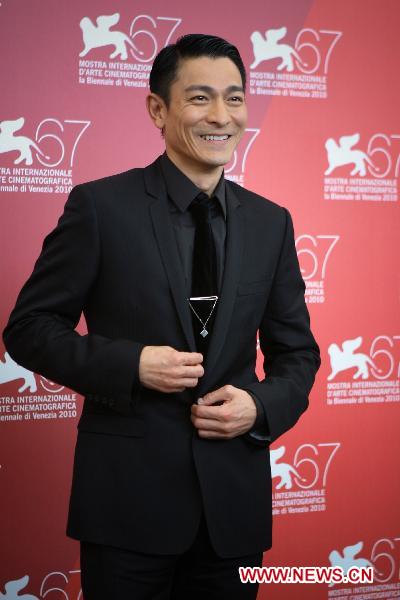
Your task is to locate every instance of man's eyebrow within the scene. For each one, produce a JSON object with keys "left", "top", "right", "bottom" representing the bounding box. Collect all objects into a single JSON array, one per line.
[{"left": 184, "top": 85, "right": 245, "bottom": 94}]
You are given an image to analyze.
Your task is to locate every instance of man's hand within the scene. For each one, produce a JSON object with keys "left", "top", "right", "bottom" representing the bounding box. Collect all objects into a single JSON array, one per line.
[
  {"left": 191, "top": 385, "right": 257, "bottom": 439},
  {"left": 138, "top": 346, "right": 204, "bottom": 393}
]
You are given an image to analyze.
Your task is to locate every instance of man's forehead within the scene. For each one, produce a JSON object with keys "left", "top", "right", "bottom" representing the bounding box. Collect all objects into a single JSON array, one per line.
[{"left": 175, "top": 56, "right": 242, "bottom": 84}]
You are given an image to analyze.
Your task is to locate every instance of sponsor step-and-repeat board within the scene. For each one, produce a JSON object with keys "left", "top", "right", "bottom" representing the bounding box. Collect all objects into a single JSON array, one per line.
[{"left": 1, "top": 1, "right": 399, "bottom": 599}]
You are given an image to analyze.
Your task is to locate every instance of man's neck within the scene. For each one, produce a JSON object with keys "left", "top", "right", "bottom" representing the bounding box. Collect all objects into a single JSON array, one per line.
[{"left": 165, "top": 150, "right": 223, "bottom": 197}]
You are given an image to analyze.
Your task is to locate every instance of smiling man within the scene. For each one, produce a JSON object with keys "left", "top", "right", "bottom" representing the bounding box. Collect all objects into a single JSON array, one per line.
[
  {"left": 147, "top": 53, "right": 247, "bottom": 193},
  {"left": 3, "top": 34, "right": 320, "bottom": 599}
]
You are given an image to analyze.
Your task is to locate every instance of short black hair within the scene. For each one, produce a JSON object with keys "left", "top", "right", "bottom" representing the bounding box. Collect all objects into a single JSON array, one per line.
[{"left": 149, "top": 33, "right": 246, "bottom": 106}]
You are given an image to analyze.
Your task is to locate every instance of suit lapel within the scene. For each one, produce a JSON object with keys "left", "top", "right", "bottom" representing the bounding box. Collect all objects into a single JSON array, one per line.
[
  {"left": 144, "top": 158, "right": 243, "bottom": 394},
  {"left": 145, "top": 157, "right": 197, "bottom": 352}
]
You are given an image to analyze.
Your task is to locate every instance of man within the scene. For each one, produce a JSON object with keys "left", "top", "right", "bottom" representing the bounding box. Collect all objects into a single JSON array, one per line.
[{"left": 3, "top": 34, "right": 320, "bottom": 599}]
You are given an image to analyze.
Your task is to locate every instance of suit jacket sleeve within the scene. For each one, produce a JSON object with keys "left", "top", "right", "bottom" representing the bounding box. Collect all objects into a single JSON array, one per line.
[
  {"left": 245, "top": 390, "right": 271, "bottom": 442},
  {"left": 243, "top": 206, "right": 321, "bottom": 445},
  {"left": 2, "top": 184, "right": 145, "bottom": 414}
]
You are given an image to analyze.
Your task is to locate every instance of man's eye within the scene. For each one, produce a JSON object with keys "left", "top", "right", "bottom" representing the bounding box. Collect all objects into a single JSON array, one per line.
[{"left": 229, "top": 96, "right": 243, "bottom": 103}]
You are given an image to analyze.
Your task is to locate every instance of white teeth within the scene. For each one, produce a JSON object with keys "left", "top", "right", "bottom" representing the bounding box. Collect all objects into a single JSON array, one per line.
[{"left": 201, "top": 135, "right": 229, "bottom": 141}]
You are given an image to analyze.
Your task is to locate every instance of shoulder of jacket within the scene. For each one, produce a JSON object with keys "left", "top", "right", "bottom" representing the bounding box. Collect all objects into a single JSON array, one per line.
[
  {"left": 227, "top": 179, "right": 287, "bottom": 216},
  {"left": 75, "top": 167, "right": 143, "bottom": 194}
]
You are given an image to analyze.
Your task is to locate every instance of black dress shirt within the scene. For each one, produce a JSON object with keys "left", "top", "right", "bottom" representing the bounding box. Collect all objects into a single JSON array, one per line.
[{"left": 159, "top": 152, "right": 270, "bottom": 440}]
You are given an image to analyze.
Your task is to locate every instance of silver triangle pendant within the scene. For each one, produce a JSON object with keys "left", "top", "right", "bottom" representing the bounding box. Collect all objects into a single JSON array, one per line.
[{"left": 200, "top": 328, "right": 208, "bottom": 337}]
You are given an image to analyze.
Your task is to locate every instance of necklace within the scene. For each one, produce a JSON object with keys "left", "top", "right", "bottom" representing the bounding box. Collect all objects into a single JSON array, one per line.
[{"left": 187, "top": 295, "right": 218, "bottom": 337}]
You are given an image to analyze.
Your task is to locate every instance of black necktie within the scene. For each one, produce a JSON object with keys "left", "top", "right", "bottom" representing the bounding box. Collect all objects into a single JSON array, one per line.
[{"left": 189, "top": 192, "right": 219, "bottom": 356}]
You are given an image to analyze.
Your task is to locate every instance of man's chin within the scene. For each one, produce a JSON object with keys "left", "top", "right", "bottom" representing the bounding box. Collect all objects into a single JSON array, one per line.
[{"left": 199, "top": 153, "right": 234, "bottom": 169}]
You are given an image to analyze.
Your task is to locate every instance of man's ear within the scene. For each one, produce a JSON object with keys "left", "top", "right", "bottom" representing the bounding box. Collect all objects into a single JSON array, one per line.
[{"left": 146, "top": 93, "right": 167, "bottom": 132}]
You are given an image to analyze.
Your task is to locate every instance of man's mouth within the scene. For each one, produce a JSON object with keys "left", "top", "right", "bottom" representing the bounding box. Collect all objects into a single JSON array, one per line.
[{"left": 200, "top": 134, "right": 232, "bottom": 141}]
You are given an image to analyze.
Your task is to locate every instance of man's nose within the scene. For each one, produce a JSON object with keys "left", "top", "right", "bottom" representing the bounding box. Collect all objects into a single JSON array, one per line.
[{"left": 206, "top": 98, "right": 231, "bottom": 126}]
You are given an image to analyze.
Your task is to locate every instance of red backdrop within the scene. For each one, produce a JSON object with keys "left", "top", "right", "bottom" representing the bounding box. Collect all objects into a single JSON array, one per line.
[{"left": 1, "top": 1, "right": 399, "bottom": 598}]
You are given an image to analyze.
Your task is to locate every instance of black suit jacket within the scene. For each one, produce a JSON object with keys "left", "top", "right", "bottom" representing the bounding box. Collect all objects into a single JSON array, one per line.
[{"left": 3, "top": 155, "right": 321, "bottom": 557}]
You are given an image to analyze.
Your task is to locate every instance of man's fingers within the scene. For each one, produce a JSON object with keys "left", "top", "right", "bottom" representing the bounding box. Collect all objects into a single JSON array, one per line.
[
  {"left": 140, "top": 346, "right": 205, "bottom": 393},
  {"left": 178, "top": 351, "right": 203, "bottom": 365},
  {"left": 191, "top": 404, "right": 225, "bottom": 419},
  {"left": 198, "top": 384, "right": 234, "bottom": 405},
  {"left": 198, "top": 396, "right": 223, "bottom": 406},
  {"left": 177, "top": 378, "right": 200, "bottom": 388},
  {"left": 197, "top": 430, "right": 234, "bottom": 439},
  {"left": 174, "top": 364, "right": 204, "bottom": 378},
  {"left": 191, "top": 416, "right": 228, "bottom": 432}
]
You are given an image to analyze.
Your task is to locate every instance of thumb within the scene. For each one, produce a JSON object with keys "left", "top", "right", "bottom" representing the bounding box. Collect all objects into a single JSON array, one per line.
[{"left": 198, "top": 388, "right": 225, "bottom": 405}]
